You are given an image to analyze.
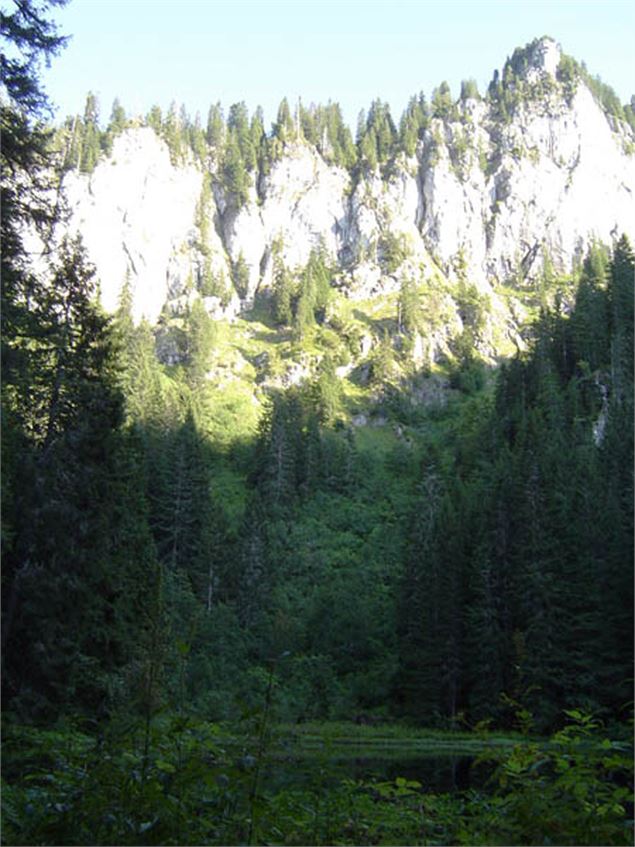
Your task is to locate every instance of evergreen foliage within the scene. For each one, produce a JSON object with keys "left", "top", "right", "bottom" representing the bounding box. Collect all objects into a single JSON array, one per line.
[
  {"left": 2, "top": 237, "right": 156, "bottom": 717},
  {"left": 206, "top": 102, "right": 224, "bottom": 150},
  {"left": 293, "top": 247, "right": 332, "bottom": 336},
  {"left": 460, "top": 78, "right": 480, "bottom": 101},
  {"left": 184, "top": 299, "right": 216, "bottom": 387},
  {"left": 102, "top": 97, "right": 127, "bottom": 155},
  {"left": 398, "top": 274, "right": 422, "bottom": 333},
  {"left": 51, "top": 35, "right": 635, "bottom": 191},
  {"left": 357, "top": 99, "right": 398, "bottom": 170},
  {"left": 79, "top": 91, "right": 100, "bottom": 171},
  {"left": 222, "top": 135, "right": 250, "bottom": 206},
  {"left": 231, "top": 251, "right": 250, "bottom": 298},
  {"left": 272, "top": 96, "right": 295, "bottom": 144},
  {"left": 270, "top": 237, "right": 295, "bottom": 326},
  {"left": 431, "top": 81, "right": 456, "bottom": 119},
  {"left": 399, "top": 93, "right": 429, "bottom": 156},
  {"left": 396, "top": 238, "right": 634, "bottom": 730},
  {"left": 2, "top": 10, "right": 633, "bottom": 841},
  {"left": 379, "top": 231, "right": 411, "bottom": 273}
]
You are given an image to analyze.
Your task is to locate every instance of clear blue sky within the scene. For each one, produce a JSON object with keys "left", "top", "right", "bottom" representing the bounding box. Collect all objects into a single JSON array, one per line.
[{"left": 41, "top": 0, "right": 635, "bottom": 128}]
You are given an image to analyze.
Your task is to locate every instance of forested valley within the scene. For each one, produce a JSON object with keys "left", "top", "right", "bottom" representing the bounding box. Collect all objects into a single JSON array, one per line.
[{"left": 1, "top": 2, "right": 633, "bottom": 845}]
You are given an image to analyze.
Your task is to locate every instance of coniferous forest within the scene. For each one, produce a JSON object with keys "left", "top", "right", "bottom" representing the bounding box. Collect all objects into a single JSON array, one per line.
[{"left": 1, "top": 3, "right": 633, "bottom": 845}]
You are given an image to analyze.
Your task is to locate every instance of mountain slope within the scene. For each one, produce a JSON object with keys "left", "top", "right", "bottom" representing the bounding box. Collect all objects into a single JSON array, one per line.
[{"left": 55, "top": 36, "right": 634, "bottom": 361}]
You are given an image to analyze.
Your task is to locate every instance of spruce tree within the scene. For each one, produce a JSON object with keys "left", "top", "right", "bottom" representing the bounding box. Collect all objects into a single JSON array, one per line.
[
  {"left": 79, "top": 91, "right": 101, "bottom": 172},
  {"left": 431, "top": 81, "right": 455, "bottom": 119},
  {"left": 206, "top": 102, "right": 224, "bottom": 149},
  {"left": 223, "top": 136, "right": 249, "bottom": 206},
  {"left": 273, "top": 97, "right": 295, "bottom": 144},
  {"left": 185, "top": 298, "right": 215, "bottom": 388},
  {"left": 164, "top": 101, "right": 183, "bottom": 163},
  {"left": 146, "top": 103, "right": 163, "bottom": 135},
  {"left": 2, "top": 238, "right": 154, "bottom": 715},
  {"left": 271, "top": 238, "right": 294, "bottom": 325},
  {"left": 232, "top": 251, "right": 250, "bottom": 298},
  {"left": 102, "top": 97, "right": 126, "bottom": 155},
  {"left": 227, "top": 101, "right": 256, "bottom": 170}
]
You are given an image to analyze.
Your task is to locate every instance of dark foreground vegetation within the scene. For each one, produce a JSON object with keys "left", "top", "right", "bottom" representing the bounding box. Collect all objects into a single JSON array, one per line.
[
  {"left": 2, "top": 713, "right": 633, "bottom": 845},
  {"left": 2, "top": 2, "right": 633, "bottom": 844}
]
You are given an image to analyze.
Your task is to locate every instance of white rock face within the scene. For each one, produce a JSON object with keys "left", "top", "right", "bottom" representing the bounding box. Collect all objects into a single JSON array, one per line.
[
  {"left": 260, "top": 143, "right": 349, "bottom": 272},
  {"left": 526, "top": 37, "right": 562, "bottom": 81},
  {"left": 58, "top": 38, "right": 635, "bottom": 336},
  {"left": 483, "top": 83, "right": 635, "bottom": 280},
  {"left": 420, "top": 136, "right": 490, "bottom": 288},
  {"left": 223, "top": 189, "right": 265, "bottom": 299},
  {"left": 345, "top": 164, "right": 433, "bottom": 274},
  {"left": 63, "top": 128, "right": 208, "bottom": 322}
]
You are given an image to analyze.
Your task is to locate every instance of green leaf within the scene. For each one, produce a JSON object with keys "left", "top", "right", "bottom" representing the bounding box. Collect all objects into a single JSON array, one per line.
[
  {"left": 563, "top": 709, "right": 584, "bottom": 720},
  {"left": 155, "top": 759, "right": 176, "bottom": 773}
]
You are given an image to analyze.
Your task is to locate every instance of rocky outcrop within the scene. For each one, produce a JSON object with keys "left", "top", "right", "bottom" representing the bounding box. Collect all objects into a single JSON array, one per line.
[
  {"left": 223, "top": 143, "right": 350, "bottom": 299},
  {"left": 58, "top": 38, "right": 635, "bottom": 331},
  {"left": 63, "top": 127, "right": 205, "bottom": 322}
]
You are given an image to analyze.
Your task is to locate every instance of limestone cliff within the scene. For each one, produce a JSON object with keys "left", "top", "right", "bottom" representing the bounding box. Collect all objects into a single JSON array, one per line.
[{"left": 58, "top": 37, "right": 635, "bottom": 340}]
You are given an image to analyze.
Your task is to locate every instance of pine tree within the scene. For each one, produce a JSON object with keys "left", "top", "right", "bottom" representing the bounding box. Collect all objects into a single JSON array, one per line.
[
  {"left": 146, "top": 103, "right": 163, "bottom": 135},
  {"left": 250, "top": 107, "right": 265, "bottom": 157},
  {"left": 148, "top": 413, "right": 202, "bottom": 573},
  {"left": 102, "top": 97, "right": 126, "bottom": 155},
  {"left": 164, "top": 101, "right": 182, "bottom": 163},
  {"left": 460, "top": 79, "right": 480, "bottom": 101},
  {"left": 120, "top": 320, "right": 164, "bottom": 427},
  {"left": 109, "top": 97, "right": 126, "bottom": 133},
  {"left": 310, "top": 354, "right": 341, "bottom": 425},
  {"left": 299, "top": 101, "right": 318, "bottom": 145},
  {"left": 324, "top": 102, "right": 356, "bottom": 168},
  {"left": 357, "top": 100, "right": 397, "bottom": 168},
  {"left": 360, "top": 131, "right": 378, "bottom": 169},
  {"left": 206, "top": 102, "right": 224, "bottom": 149},
  {"left": 431, "top": 81, "right": 455, "bottom": 119},
  {"left": 569, "top": 243, "right": 610, "bottom": 370},
  {"left": 60, "top": 112, "right": 83, "bottom": 169},
  {"left": 2, "top": 0, "right": 70, "bottom": 598},
  {"left": 1, "top": 238, "right": 152, "bottom": 715},
  {"left": 185, "top": 298, "right": 215, "bottom": 388},
  {"left": 232, "top": 251, "right": 250, "bottom": 298},
  {"left": 273, "top": 97, "right": 295, "bottom": 144},
  {"left": 294, "top": 267, "right": 316, "bottom": 338},
  {"left": 608, "top": 235, "right": 634, "bottom": 408},
  {"left": 79, "top": 91, "right": 101, "bottom": 172},
  {"left": 1, "top": 0, "right": 163, "bottom": 720},
  {"left": 227, "top": 101, "right": 256, "bottom": 170},
  {"left": 370, "top": 100, "right": 396, "bottom": 162},
  {"left": 271, "top": 237, "right": 294, "bottom": 325},
  {"left": 188, "top": 111, "right": 207, "bottom": 162},
  {"left": 253, "top": 392, "right": 304, "bottom": 510},
  {"left": 399, "top": 94, "right": 429, "bottom": 157},
  {"left": 222, "top": 136, "right": 249, "bottom": 206},
  {"left": 598, "top": 236, "right": 634, "bottom": 711},
  {"left": 368, "top": 332, "right": 396, "bottom": 386},
  {"left": 179, "top": 103, "right": 192, "bottom": 153}
]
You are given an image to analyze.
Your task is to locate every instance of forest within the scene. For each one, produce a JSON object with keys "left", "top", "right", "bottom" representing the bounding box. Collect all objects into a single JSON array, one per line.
[{"left": 1, "top": 2, "right": 633, "bottom": 845}]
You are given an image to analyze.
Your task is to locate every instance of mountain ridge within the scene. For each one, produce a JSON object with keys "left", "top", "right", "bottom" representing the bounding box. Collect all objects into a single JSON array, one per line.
[{"left": 50, "top": 36, "right": 634, "bottom": 363}]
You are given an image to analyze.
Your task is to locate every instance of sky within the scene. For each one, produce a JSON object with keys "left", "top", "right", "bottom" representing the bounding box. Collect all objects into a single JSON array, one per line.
[{"left": 39, "top": 0, "right": 635, "bottom": 129}]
